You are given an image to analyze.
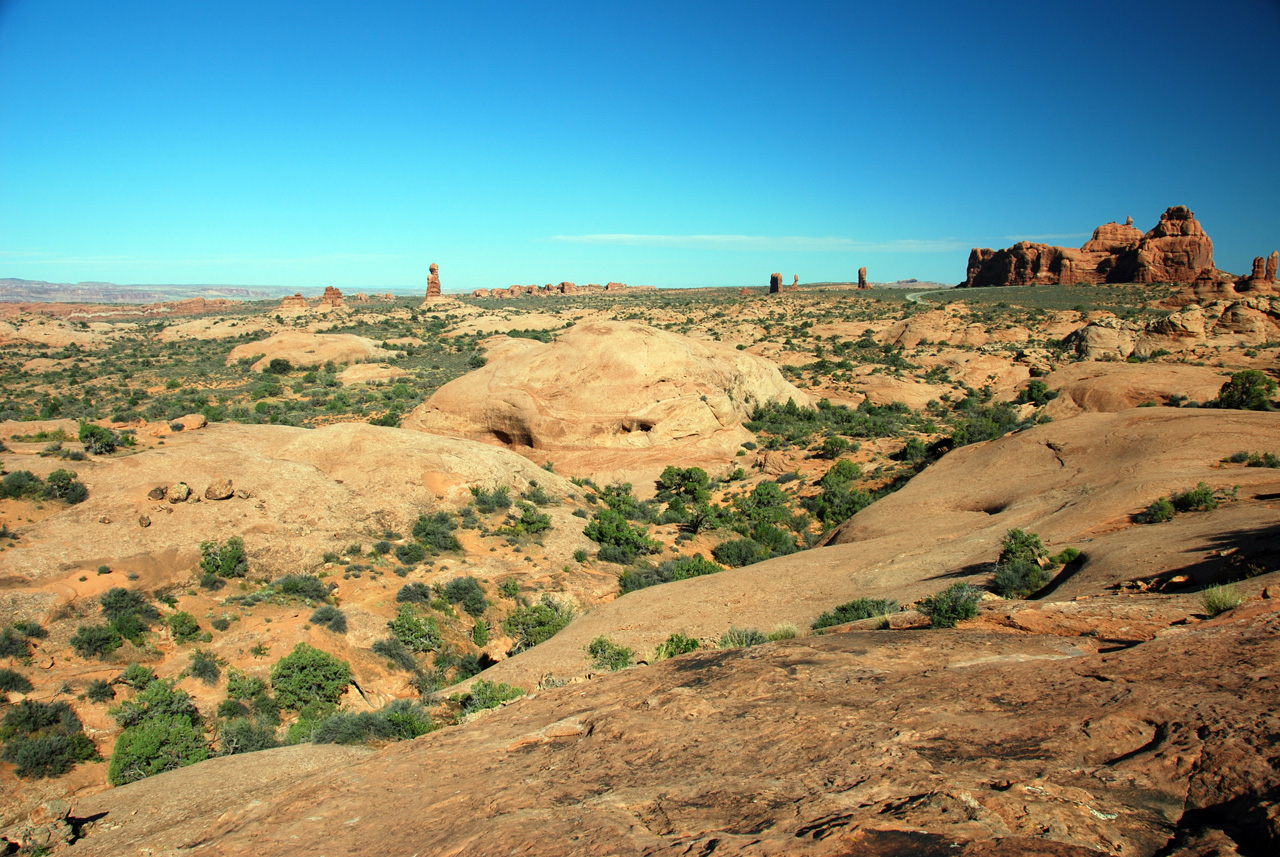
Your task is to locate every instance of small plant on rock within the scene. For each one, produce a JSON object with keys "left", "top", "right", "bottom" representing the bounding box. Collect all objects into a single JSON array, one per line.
[{"left": 918, "top": 582, "right": 981, "bottom": 628}]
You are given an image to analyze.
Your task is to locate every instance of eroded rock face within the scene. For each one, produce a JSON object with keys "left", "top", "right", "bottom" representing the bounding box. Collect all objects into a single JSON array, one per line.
[
  {"left": 226, "top": 331, "right": 401, "bottom": 372},
  {"left": 278, "top": 293, "right": 307, "bottom": 311},
  {"left": 401, "top": 321, "right": 807, "bottom": 488},
  {"left": 858, "top": 266, "right": 868, "bottom": 289},
  {"left": 964, "top": 206, "right": 1221, "bottom": 287},
  {"left": 425, "top": 263, "right": 442, "bottom": 300},
  {"left": 1065, "top": 298, "right": 1280, "bottom": 359},
  {"left": 769, "top": 272, "right": 783, "bottom": 294},
  {"left": 318, "top": 286, "right": 345, "bottom": 309}
]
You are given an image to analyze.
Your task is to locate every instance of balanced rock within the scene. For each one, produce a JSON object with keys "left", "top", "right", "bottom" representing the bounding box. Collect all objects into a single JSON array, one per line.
[
  {"left": 204, "top": 478, "right": 234, "bottom": 501},
  {"left": 425, "top": 263, "right": 442, "bottom": 301},
  {"left": 790, "top": 275, "right": 799, "bottom": 291},
  {"left": 963, "top": 206, "right": 1219, "bottom": 287},
  {"left": 769, "top": 272, "right": 782, "bottom": 294}
]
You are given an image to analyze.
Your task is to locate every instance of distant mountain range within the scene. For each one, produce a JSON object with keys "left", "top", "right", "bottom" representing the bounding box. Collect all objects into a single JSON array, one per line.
[{"left": 0, "top": 278, "right": 310, "bottom": 304}]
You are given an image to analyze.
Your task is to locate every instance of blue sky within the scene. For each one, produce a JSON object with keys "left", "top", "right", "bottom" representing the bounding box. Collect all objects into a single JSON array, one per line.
[{"left": 2, "top": 0, "right": 1278, "bottom": 291}]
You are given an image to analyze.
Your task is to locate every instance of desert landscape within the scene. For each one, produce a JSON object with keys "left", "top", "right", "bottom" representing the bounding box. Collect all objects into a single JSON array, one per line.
[{"left": 0, "top": 202, "right": 1277, "bottom": 856}]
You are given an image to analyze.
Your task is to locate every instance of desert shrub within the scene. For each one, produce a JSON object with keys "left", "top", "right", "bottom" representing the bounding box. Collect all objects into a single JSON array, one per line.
[
  {"left": 167, "top": 611, "right": 201, "bottom": 644},
  {"left": 471, "top": 617, "right": 489, "bottom": 647},
  {"left": 1, "top": 470, "right": 44, "bottom": 500},
  {"left": 109, "top": 714, "right": 209, "bottom": 785},
  {"left": 99, "top": 587, "right": 160, "bottom": 643},
  {"left": 444, "top": 577, "right": 488, "bottom": 617},
  {"left": 200, "top": 537, "right": 248, "bottom": 579},
  {"left": 78, "top": 422, "right": 120, "bottom": 455},
  {"left": 395, "top": 541, "right": 426, "bottom": 565},
  {"left": 211, "top": 616, "right": 231, "bottom": 631},
  {"left": 501, "top": 501, "right": 552, "bottom": 536},
  {"left": 389, "top": 606, "right": 442, "bottom": 653},
  {"left": 583, "top": 508, "right": 660, "bottom": 564},
  {"left": 86, "top": 678, "right": 115, "bottom": 702},
  {"left": 71, "top": 623, "right": 122, "bottom": 659},
  {"left": 0, "top": 668, "right": 34, "bottom": 695},
  {"left": 1139, "top": 496, "right": 1175, "bottom": 523},
  {"left": 218, "top": 700, "right": 250, "bottom": 719},
  {"left": 270, "top": 643, "right": 352, "bottom": 710},
  {"left": 586, "top": 636, "right": 633, "bottom": 671},
  {"left": 719, "top": 627, "right": 768, "bottom": 648},
  {"left": 503, "top": 595, "right": 574, "bottom": 654},
  {"left": 817, "top": 435, "right": 851, "bottom": 459},
  {"left": 457, "top": 679, "right": 525, "bottom": 714},
  {"left": 1215, "top": 369, "right": 1276, "bottom": 410},
  {"left": 225, "top": 669, "right": 270, "bottom": 702},
  {"left": 1, "top": 700, "right": 98, "bottom": 779},
  {"left": 619, "top": 553, "right": 725, "bottom": 594},
  {"left": 217, "top": 717, "right": 279, "bottom": 756},
  {"left": 1171, "top": 482, "right": 1218, "bottom": 513},
  {"left": 521, "top": 482, "right": 553, "bottom": 506},
  {"left": 1050, "top": 547, "right": 1082, "bottom": 565},
  {"left": 188, "top": 649, "right": 221, "bottom": 685},
  {"left": 812, "top": 597, "right": 899, "bottom": 630},
  {"left": 653, "top": 633, "right": 700, "bottom": 660},
  {"left": 121, "top": 663, "right": 156, "bottom": 689},
  {"left": 1014, "top": 379, "right": 1059, "bottom": 407},
  {"left": 712, "top": 538, "right": 770, "bottom": 568},
  {"left": 0, "top": 627, "right": 34, "bottom": 661},
  {"left": 110, "top": 679, "right": 201, "bottom": 729},
  {"left": 10, "top": 620, "right": 46, "bottom": 640},
  {"left": 918, "top": 583, "right": 981, "bottom": 628},
  {"left": 499, "top": 579, "right": 519, "bottom": 599},
  {"left": 470, "top": 485, "right": 511, "bottom": 514},
  {"left": 992, "top": 560, "right": 1051, "bottom": 599},
  {"left": 312, "top": 699, "right": 435, "bottom": 745},
  {"left": 767, "top": 624, "right": 799, "bottom": 641},
  {"left": 396, "top": 582, "right": 433, "bottom": 605},
  {"left": 372, "top": 539, "right": 392, "bottom": 555},
  {"left": 276, "top": 574, "right": 329, "bottom": 601},
  {"left": 413, "top": 511, "right": 462, "bottom": 552},
  {"left": 1247, "top": 451, "right": 1280, "bottom": 468},
  {"left": 998, "top": 529, "right": 1047, "bottom": 565},
  {"left": 1201, "top": 584, "right": 1243, "bottom": 617},
  {"left": 265, "top": 357, "right": 293, "bottom": 374},
  {"left": 43, "top": 468, "right": 88, "bottom": 503},
  {"left": 309, "top": 605, "right": 348, "bottom": 633}
]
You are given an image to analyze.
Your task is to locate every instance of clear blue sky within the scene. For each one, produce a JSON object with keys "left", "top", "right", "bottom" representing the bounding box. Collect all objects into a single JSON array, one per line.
[{"left": 2, "top": 0, "right": 1278, "bottom": 291}]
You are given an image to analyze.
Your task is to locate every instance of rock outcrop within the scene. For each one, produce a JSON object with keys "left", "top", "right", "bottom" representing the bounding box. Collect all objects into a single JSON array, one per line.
[
  {"left": 1064, "top": 297, "right": 1280, "bottom": 359},
  {"left": 226, "top": 331, "right": 402, "bottom": 372},
  {"left": 790, "top": 275, "right": 799, "bottom": 291},
  {"left": 425, "top": 263, "right": 442, "bottom": 301},
  {"left": 857, "top": 266, "right": 868, "bottom": 289},
  {"left": 963, "top": 206, "right": 1222, "bottom": 287},
  {"left": 401, "top": 321, "right": 807, "bottom": 490},
  {"left": 769, "top": 272, "right": 782, "bottom": 294},
  {"left": 278, "top": 293, "right": 307, "bottom": 312},
  {"left": 1269, "top": 251, "right": 1279, "bottom": 282},
  {"left": 318, "top": 286, "right": 345, "bottom": 310}
]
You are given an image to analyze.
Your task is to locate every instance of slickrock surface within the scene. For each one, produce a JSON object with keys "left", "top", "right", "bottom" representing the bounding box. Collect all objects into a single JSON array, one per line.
[
  {"left": 225, "top": 331, "right": 400, "bottom": 371},
  {"left": 402, "top": 321, "right": 808, "bottom": 490},
  {"left": 67, "top": 597, "right": 1280, "bottom": 856}
]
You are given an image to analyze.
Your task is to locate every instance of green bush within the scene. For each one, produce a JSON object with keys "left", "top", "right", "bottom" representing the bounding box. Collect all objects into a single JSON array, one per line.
[
  {"left": 918, "top": 582, "right": 981, "bottom": 628},
  {"left": 312, "top": 699, "right": 435, "bottom": 745},
  {"left": 99, "top": 587, "right": 160, "bottom": 642},
  {"left": 71, "top": 623, "right": 122, "bottom": 659},
  {"left": 396, "top": 582, "right": 433, "bottom": 604},
  {"left": 1215, "top": 369, "right": 1276, "bottom": 410},
  {"left": 86, "top": 678, "right": 115, "bottom": 702},
  {"left": 309, "top": 605, "right": 348, "bottom": 633},
  {"left": 200, "top": 537, "right": 248, "bottom": 579},
  {"left": 188, "top": 649, "right": 221, "bottom": 685},
  {"left": 1, "top": 701, "right": 98, "bottom": 779},
  {"left": 998, "top": 529, "right": 1046, "bottom": 565},
  {"left": 167, "top": 611, "right": 201, "bottom": 644},
  {"left": 270, "top": 643, "right": 352, "bottom": 710},
  {"left": 503, "top": 595, "right": 574, "bottom": 653},
  {"left": 217, "top": 717, "right": 279, "bottom": 756},
  {"left": 43, "top": 468, "right": 88, "bottom": 503},
  {"left": 79, "top": 422, "right": 120, "bottom": 455},
  {"left": 109, "top": 714, "right": 210, "bottom": 785},
  {"left": 1247, "top": 451, "right": 1280, "bottom": 468},
  {"left": 0, "top": 627, "right": 34, "bottom": 661},
  {"left": 712, "top": 538, "right": 770, "bottom": 568},
  {"left": 0, "top": 668, "right": 34, "bottom": 695},
  {"left": 1050, "top": 547, "right": 1082, "bottom": 565},
  {"left": 586, "top": 636, "right": 634, "bottom": 671},
  {"left": 471, "top": 617, "right": 490, "bottom": 647},
  {"left": 444, "top": 577, "right": 488, "bottom": 617},
  {"left": 276, "top": 574, "right": 329, "bottom": 601},
  {"left": 812, "top": 597, "right": 899, "bottom": 630},
  {"left": 395, "top": 541, "right": 427, "bottom": 565},
  {"left": 992, "top": 560, "right": 1051, "bottom": 599},
  {"left": 501, "top": 501, "right": 552, "bottom": 536},
  {"left": 470, "top": 485, "right": 512, "bottom": 514},
  {"left": 110, "top": 679, "right": 202, "bottom": 728},
  {"left": 457, "top": 679, "right": 525, "bottom": 714},
  {"left": 1139, "top": 496, "right": 1175, "bottom": 523},
  {"left": 121, "top": 663, "right": 156, "bottom": 689},
  {"left": 583, "top": 508, "right": 660, "bottom": 564},
  {"left": 653, "top": 633, "right": 700, "bottom": 660},
  {"left": 1, "top": 470, "right": 44, "bottom": 500},
  {"left": 412, "top": 511, "right": 462, "bottom": 552},
  {"left": 719, "top": 627, "right": 768, "bottom": 648},
  {"left": 1014, "top": 379, "right": 1059, "bottom": 407},
  {"left": 619, "top": 553, "right": 725, "bottom": 594},
  {"left": 1201, "top": 584, "right": 1243, "bottom": 617},
  {"left": 389, "top": 606, "right": 442, "bottom": 653},
  {"left": 1172, "top": 482, "right": 1218, "bottom": 513},
  {"left": 265, "top": 357, "right": 293, "bottom": 374}
]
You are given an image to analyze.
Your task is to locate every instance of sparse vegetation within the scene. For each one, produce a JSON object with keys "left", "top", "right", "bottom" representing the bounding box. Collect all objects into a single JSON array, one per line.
[
  {"left": 1, "top": 700, "right": 99, "bottom": 779},
  {"left": 503, "top": 595, "right": 574, "bottom": 653},
  {"left": 1201, "top": 584, "right": 1243, "bottom": 617},
  {"left": 270, "top": 643, "right": 352, "bottom": 710},
  {"left": 586, "top": 636, "right": 634, "bottom": 671},
  {"left": 812, "top": 597, "right": 899, "bottom": 630},
  {"left": 653, "top": 633, "right": 700, "bottom": 660},
  {"left": 918, "top": 582, "right": 981, "bottom": 628}
]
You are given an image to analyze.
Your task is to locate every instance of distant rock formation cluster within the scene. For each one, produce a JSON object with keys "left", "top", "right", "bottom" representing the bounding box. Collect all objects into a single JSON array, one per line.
[
  {"left": 470, "top": 282, "right": 655, "bottom": 299},
  {"left": 278, "top": 287, "right": 348, "bottom": 314},
  {"left": 963, "top": 206, "right": 1222, "bottom": 287},
  {"left": 318, "top": 286, "right": 346, "bottom": 309}
]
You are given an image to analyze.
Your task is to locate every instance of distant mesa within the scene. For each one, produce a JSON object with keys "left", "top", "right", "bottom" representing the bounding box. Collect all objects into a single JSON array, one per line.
[
  {"left": 276, "top": 287, "right": 348, "bottom": 314},
  {"left": 279, "top": 293, "right": 307, "bottom": 312},
  {"left": 469, "top": 281, "right": 651, "bottom": 299},
  {"left": 962, "top": 205, "right": 1224, "bottom": 287},
  {"left": 318, "top": 286, "right": 346, "bottom": 310}
]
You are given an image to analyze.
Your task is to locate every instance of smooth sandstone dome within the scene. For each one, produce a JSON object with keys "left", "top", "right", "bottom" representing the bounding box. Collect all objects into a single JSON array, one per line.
[
  {"left": 225, "top": 331, "right": 400, "bottom": 372},
  {"left": 402, "top": 321, "right": 809, "bottom": 486}
]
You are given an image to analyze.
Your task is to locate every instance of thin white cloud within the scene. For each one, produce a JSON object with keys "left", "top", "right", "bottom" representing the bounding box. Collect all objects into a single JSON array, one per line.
[{"left": 547, "top": 234, "right": 966, "bottom": 253}]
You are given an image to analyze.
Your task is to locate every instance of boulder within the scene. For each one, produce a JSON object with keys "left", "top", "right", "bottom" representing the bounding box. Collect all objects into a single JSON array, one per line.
[
  {"left": 146, "top": 486, "right": 167, "bottom": 501},
  {"left": 167, "top": 482, "right": 191, "bottom": 503},
  {"left": 204, "top": 479, "right": 234, "bottom": 501}
]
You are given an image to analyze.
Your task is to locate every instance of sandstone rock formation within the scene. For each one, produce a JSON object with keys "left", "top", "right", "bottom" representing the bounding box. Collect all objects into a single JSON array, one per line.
[
  {"left": 278, "top": 293, "right": 307, "bottom": 312},
  {"left": 769, "top": 272, "right": 782, "bottom": 294},
  {"left": 790, "top": 275, "right": 799, "bottom": 291},
  {"left": 401, "top": 321, "right": 808, "bottom": 490},
  {"left": 318, "top": 286, "right": 345, "bottom": 310},
  {"left": 226, "top": 331, "right": 401, "bottom": 372},
  {"left": 963, "top": 206, "right": 1222, "bottom": 287},
  {"left": 1270, "top": 251, "right": 1279, "bottom": 282},
  {"left": 1064, "top": 297, "right": 1280, "bottom": 359},
  {"left": 424, "top": 263, "right": 442, "bottom": 301},
  {"left": 858, "top": 266, "right": 868, "bottom": 289}
]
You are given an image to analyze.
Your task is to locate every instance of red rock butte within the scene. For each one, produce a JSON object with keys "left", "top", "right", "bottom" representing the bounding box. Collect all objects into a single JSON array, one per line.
[
  {"left": 318, "top": 286, "right": 345, "bottom": 309},
  {"left": 963, "top": 205, "right": 1223, "bottom": 287}
]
